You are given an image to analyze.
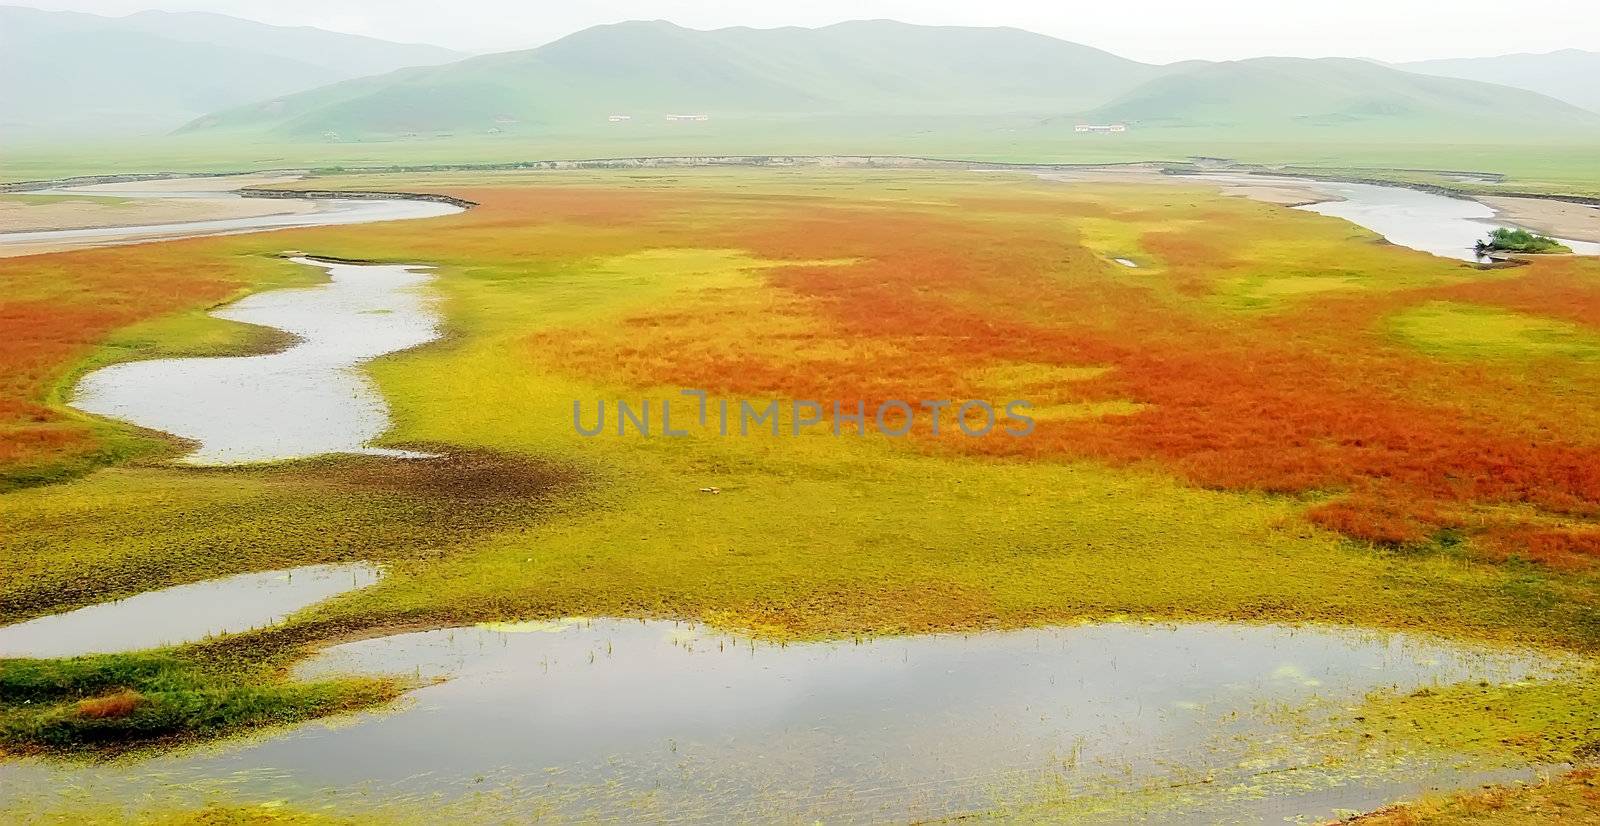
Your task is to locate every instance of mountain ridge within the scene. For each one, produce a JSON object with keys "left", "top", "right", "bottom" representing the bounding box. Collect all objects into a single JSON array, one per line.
[
  {"left": 1083, "top": 55, "right": 1600, "bottom": 131},
  {"left": 179, "top": 20, "right": 1600, "bottom": 142},
  {"left": 179, "top": 19, "right": 1168, "bottom": 136},
  {"left": 1397, "top": 49, "right": 1600, "bottom": 113},
  {"left": 0, "top": 5, "right": 466, "bottom": 140},
  {"left": 8, "top": 10, "right": 1597, "bottom": 144}
]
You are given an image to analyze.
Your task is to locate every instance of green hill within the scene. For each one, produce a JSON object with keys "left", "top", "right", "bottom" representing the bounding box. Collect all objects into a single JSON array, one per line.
[
  {"left": 178, "top": 22, "right": 1600, "bottom": 144},
  {"left": 179, "top": 20, "right": 1164, "bottom": 138},
  {"left": 1078, "top": 57, "right": 1600, "bottom": 136},
  {"left": 0, "top": 5, "right": 464, "bottom": 142},
  {"left": 114, "top": 10, "right": 463, "bottom": 81}
]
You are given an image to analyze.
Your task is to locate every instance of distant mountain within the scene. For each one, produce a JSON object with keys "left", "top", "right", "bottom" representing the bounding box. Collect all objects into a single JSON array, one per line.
[
  {"left": 0, "top": 5, "right": 464, "bottom": 141},
  {"left": 114, "top": 10, "right": 463, "bottom": 82},
  {"left": 1078, "top": 56, "right": 1600, "bottom": 136},
  {"left": 1397, "top": 50, "right": 1600, "bottom": 113},
  {"left": 180, "top": 20, "right": 1166, "bottom": 137},
  {"left": 181, "top": 22, "right": 1600, "bottom": 144}
]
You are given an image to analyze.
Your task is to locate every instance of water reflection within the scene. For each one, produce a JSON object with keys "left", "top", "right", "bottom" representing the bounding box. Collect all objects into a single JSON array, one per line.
[
  {"left": 1194, "top": 174, "right": 1600, "bottom": 261},
  {"left": 0, "top": 619, "right": 1560, "bottom": 822},
  {"left": 0, "top": 563, "right": 381, "bottom": 658}
]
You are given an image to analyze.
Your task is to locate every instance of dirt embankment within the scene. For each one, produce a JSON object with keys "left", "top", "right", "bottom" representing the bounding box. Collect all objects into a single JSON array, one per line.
[{"left": 238, "top": 188, "right": 477, "bottom": 209}]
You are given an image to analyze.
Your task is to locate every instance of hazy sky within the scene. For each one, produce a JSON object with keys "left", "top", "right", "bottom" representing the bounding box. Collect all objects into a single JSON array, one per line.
[{"left": 18, "top": 0, "right": 1600, "bottom": 62}]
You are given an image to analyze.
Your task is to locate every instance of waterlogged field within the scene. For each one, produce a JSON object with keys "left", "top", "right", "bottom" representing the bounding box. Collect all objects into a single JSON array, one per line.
[{"left": 4, "top": 169, "right": 1600, "bottom": 821}]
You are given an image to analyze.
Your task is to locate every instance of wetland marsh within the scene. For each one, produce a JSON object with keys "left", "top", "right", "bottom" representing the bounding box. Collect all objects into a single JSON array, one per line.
[
  {"left": 5, "top": 166, "right": 1600, "bottom": 823},
  {"left": 0, "top": 619, "right": 1574, "bottom": 823}
]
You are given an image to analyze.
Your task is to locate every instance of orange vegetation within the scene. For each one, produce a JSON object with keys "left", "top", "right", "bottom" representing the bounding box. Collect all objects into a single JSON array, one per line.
[
  {"left": 75, "top": 689, "right": 145, "bottom": 719},
  {"left": 0, "top": 241, "right": 264, "bottom": 482},
  {"left": 8, "top": 175, "right": 1600, "bottom": 568},
  {"left": 517, "top": 180, "right": 1600, "bottom": 563}
]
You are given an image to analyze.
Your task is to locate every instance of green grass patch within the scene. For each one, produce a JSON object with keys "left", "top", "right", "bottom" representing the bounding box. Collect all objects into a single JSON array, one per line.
[
  {"left": 1391, "top": 301, "right": 1600, "bottom": 361},
  {"left": 0, "top": 650, "right": 403, "bottom": 756},
  {"left": 1347, "top": 668, "right": 1600, "bottom": 766}
]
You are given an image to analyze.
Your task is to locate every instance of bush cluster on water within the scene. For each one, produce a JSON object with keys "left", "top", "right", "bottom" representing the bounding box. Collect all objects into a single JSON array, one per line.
[{"left": 1479, "top": 227, "right": 1570, "bottom": 254}]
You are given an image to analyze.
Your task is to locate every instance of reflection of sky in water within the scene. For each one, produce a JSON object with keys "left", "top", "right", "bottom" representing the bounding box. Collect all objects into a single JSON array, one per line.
[
  {"left": 0, "top": 564, "right": 380, "bottom": 658},
  {"left": 72, "top": 258, "right": 438, "bottom": 464},
  {"left": 0, "top": 620, "right": 1559, "bottom": 822}
]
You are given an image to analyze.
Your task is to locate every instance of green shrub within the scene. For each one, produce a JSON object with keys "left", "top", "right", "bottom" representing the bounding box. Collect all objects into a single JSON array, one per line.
[{"left": 1481, "top": 227, "right": 1571, "bottom": 254}]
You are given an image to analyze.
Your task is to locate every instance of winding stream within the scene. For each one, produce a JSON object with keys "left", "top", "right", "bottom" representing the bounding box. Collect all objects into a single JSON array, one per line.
[{"left": 72, "top": 257, "right": 441, "bottom": 464}]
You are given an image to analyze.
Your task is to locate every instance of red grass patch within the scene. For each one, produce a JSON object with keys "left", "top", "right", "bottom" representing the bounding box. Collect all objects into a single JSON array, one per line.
[
  {"left": 0, "top": 244, "right": 253, "bottom": 477},
  {"left": 521, "top": 186, "right": 1600, "bottom": 565},
  {"left": 1482, "top": 526, "right": 1600, "bottom": 570},
  {"left": 76, "top": 689, "right": 145, "bottom": 719}
]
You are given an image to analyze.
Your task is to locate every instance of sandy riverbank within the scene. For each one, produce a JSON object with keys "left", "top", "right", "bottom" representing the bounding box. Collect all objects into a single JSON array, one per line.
[
  {"left": 1031, "top": 166, "right": 1339, "bottom": 206},
  {"left": 1482, "top": 196, "right": 1600, "bottom": 244},
  {"left": 1, "top": 173, "right": 466, "bottom": 259},
  {"left": 0, "top": 173, "right": 318, "bottom": 257},
  {"left": 57, "top": 173, "right": 308, "bottom": 194},
  {"left": 0, "top": 196, "right": 316, "bottom": 234}
]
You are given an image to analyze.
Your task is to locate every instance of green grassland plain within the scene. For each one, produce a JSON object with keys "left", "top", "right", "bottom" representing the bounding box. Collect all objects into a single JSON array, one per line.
[{"left": 4, "top": 127, "right": 1600, "bottom": 198}]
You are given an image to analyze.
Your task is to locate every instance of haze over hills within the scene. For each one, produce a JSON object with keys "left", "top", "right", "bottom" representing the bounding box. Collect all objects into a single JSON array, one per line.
[
  {"left": 1397, "top": 50, "right": 1600, "bottom": 114},
  {"left": 1080, "top": 56, "right": 1600, "bottom": 133},
  {"left": 7, "top": 8, "right": 1597, "bottom": 148},
  {"left": 0, "top": 5, "right": 465, "bottom": 140},
  {"left": 180, "top": 19, "right": 1600, "bottom": 143},
  {"left": 181, "top": 20, "right": 1167, "bottom": 138},
  {"left": 113, "top": 10, "right": 465, "bottom": 80}
]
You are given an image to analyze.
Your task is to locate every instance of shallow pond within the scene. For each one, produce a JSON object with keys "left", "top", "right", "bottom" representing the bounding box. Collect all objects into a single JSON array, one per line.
[
  {"left": 72, "top": 257, "right": 439, "bottom": 464},
  {"left": 0, "top": 619, "right": 1564, "bottom": 822},
  {"left": 1193, "top": 173, "right": 1600, "bottom": 261},
  {"left": 0, "top": 563, "right": 380, "bottom": 658}
]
